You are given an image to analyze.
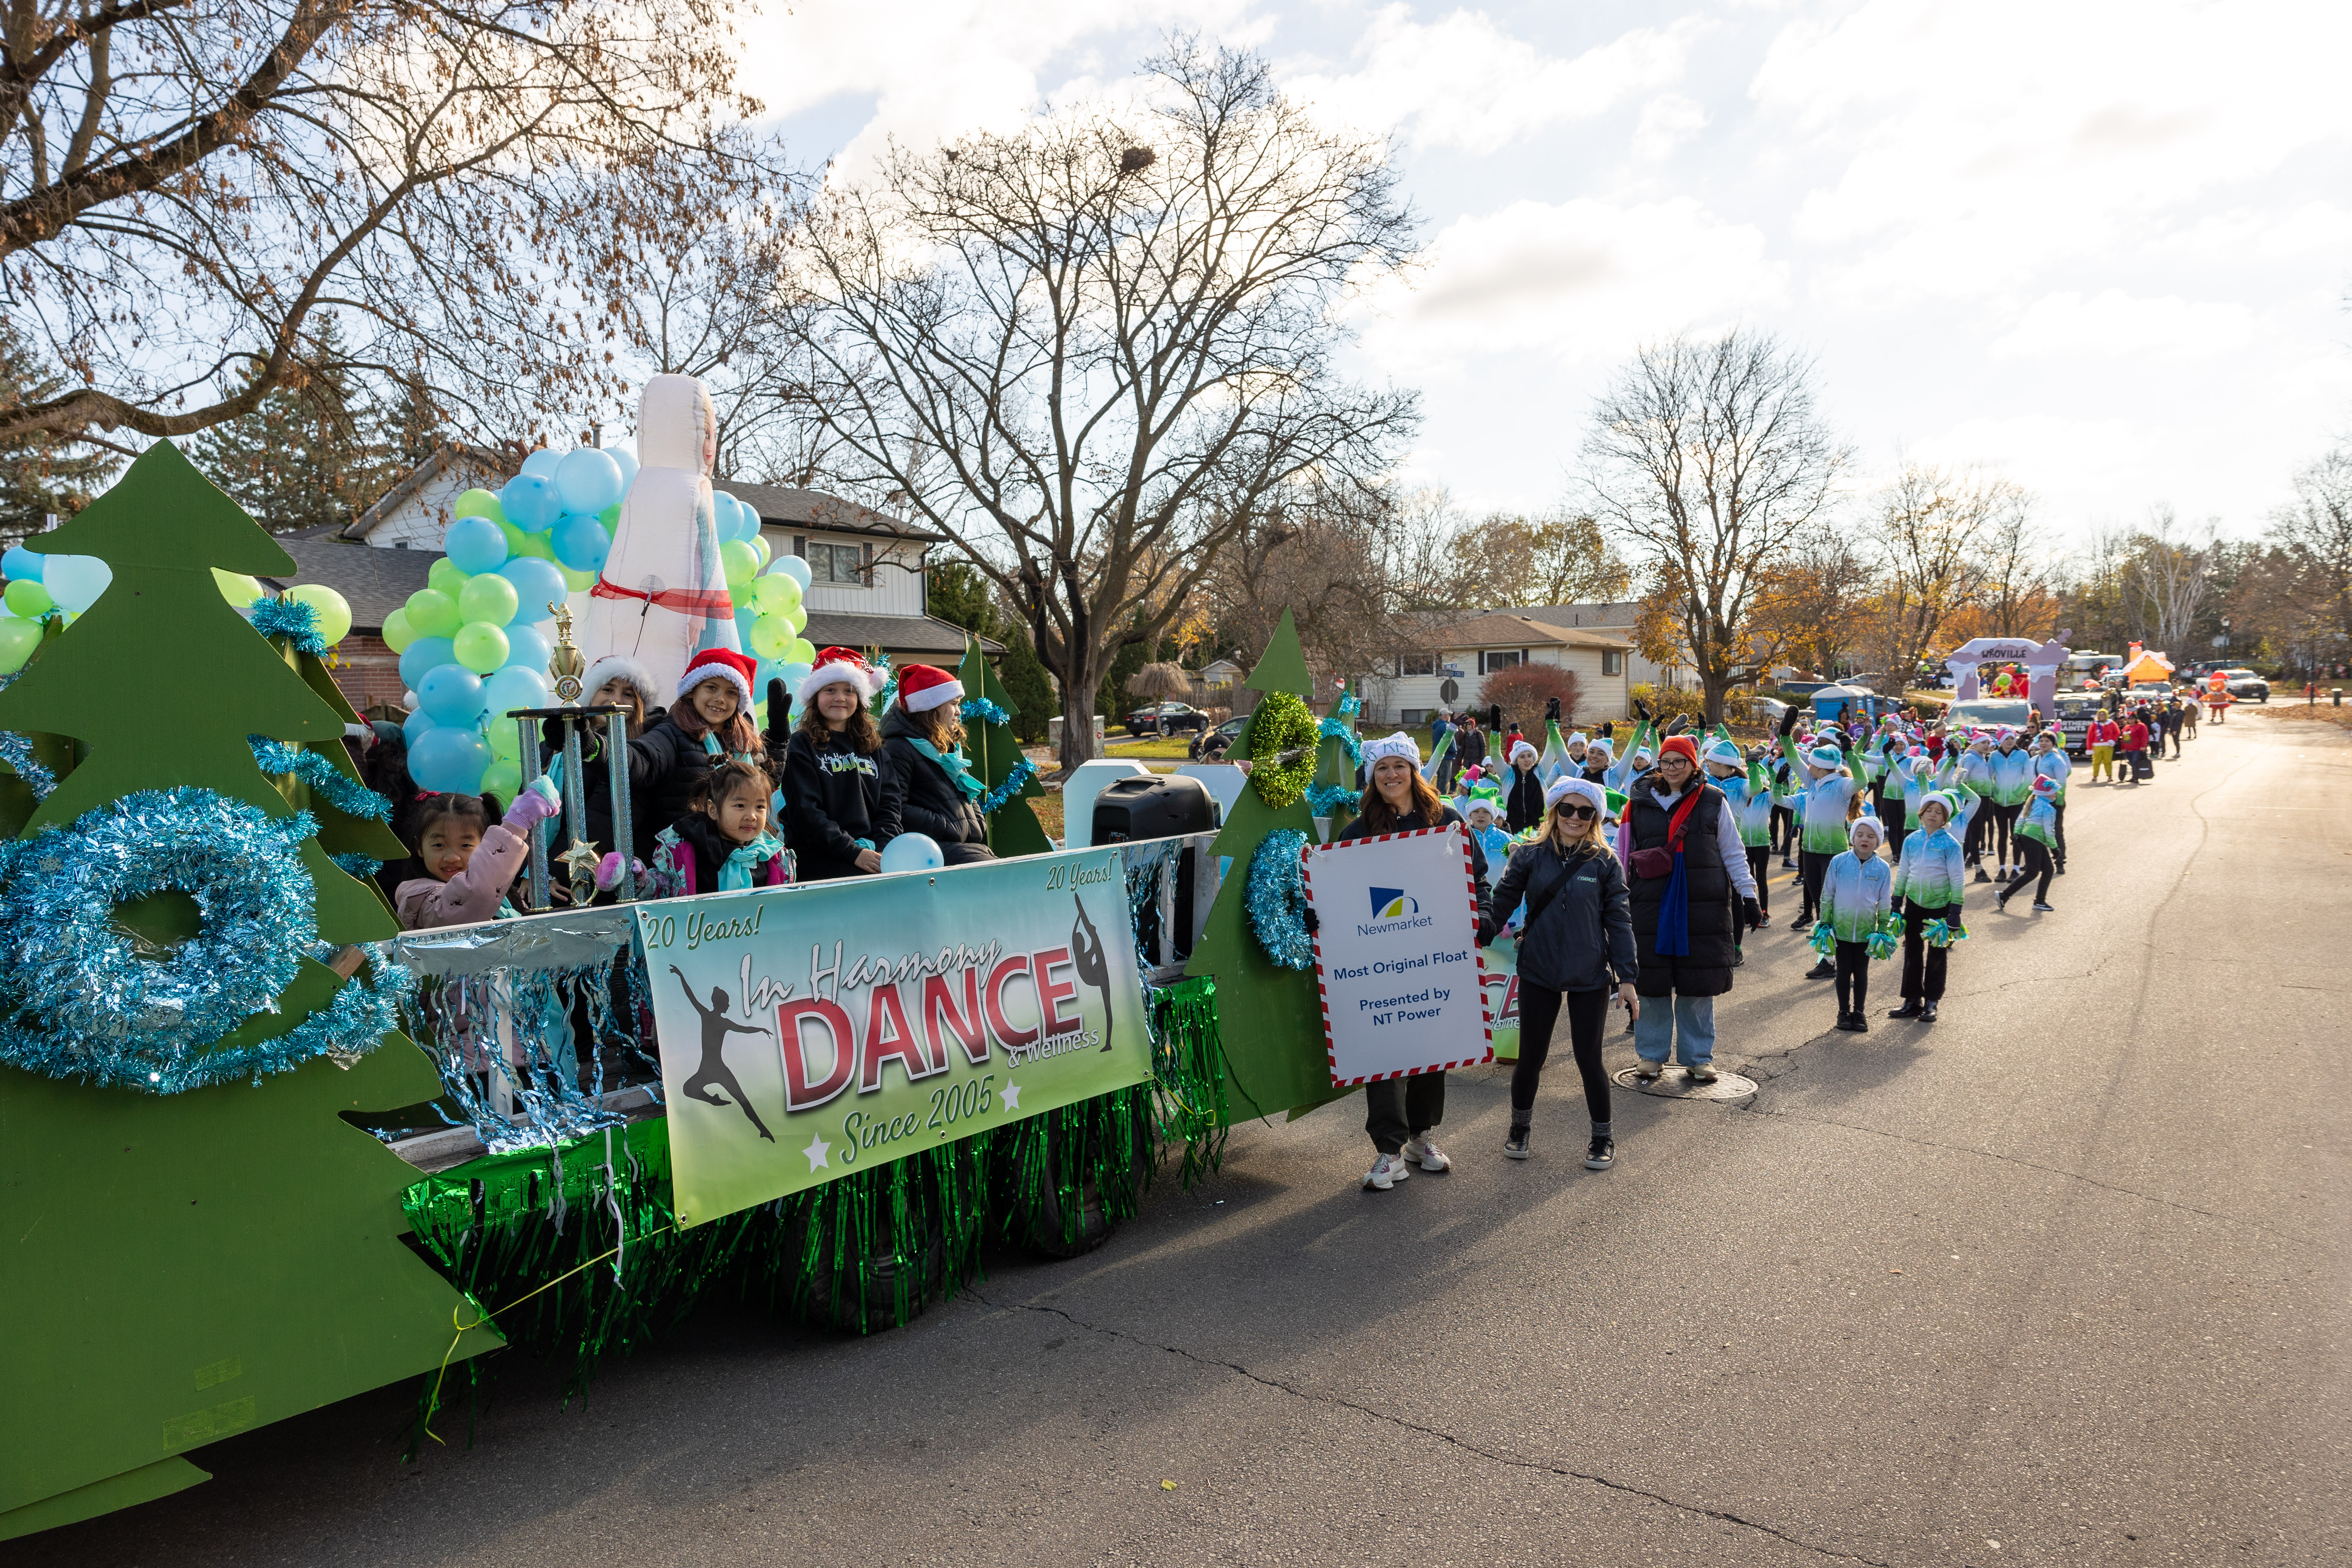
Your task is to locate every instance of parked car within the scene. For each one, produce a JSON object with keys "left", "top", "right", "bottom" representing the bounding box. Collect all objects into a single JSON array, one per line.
[
  {"left": 1945, "top": 698, "right": 2032, "bottom": 733},
  {"left": 2052, "top": 693, "right": 2102, "bottom": 756},
  {"left": 1125, "top": 701, "right": 1207, "bottom": 737},
  {"left": 2217, "top": 668, "right": 2269, "bottom": 701},
  {"left": 1749, "top": 696, "right": 1791, "bottom": 726},
  {"left": 1188, "top": 714, "right": 1250, "bottom": 760}
]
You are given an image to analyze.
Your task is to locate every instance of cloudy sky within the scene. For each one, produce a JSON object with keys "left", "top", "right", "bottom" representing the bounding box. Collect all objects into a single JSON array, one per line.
[{"left": 740, "top": 0, "right": 2352, "bottom": 549}]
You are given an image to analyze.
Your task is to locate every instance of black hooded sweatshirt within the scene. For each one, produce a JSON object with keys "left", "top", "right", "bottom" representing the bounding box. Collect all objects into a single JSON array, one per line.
[
  {"left": 782, "top": 725, "right": 897, "bottom": 880},
  {"left": 879, "top": 707, "right": 989, "bottom": 848}
]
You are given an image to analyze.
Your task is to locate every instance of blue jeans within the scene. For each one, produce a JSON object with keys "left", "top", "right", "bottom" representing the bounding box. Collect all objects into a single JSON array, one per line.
[{"left": 1633, "top": 993, "right": 1715, "bottom": 1066}]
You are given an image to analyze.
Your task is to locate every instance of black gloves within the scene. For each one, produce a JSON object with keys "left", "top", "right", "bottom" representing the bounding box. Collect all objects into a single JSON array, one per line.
[
  {"left": 1634, "top": 697, "right": 1652, "bottom": 722},
  {"left": 1665, "top": 714, "right": 1688, "bottom": 737},
  {"left": 1302, "top": 906, "right": 1320, "bottom": 936},
  {"left": 1741, "top": 895, "right": 1763, "bottom": 931},
  {"left": 1836, "top": 729, "right": 1853, "bottom": 753},
  {"left": 1546, "top": 696, "right": 1562, "bottom": 723},
  {"left": 1601, "top": 721, "right": 1616, "bottom": 739},
  {"left": 1778, "top": 704, "right": 1801, "bottom": 738}
]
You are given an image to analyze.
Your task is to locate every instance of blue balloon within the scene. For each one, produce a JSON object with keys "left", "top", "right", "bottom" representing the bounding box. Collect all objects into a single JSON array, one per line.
[
  {"left": 711, "top": 491, "right": 744, "bottom": 543},
  {"left": 417, "top": 663, "right": 485, "bottom": 724},
  {"left": 483, "top": 665, "right": 551, "bottom": 718},
  {"left": 772, "top": 555, "right": 814, "bottom": 591},
  {"left": 398, "top": 635, "right": 456, "bottom": 691},
  {"left": 551, "top": 514, "right": 610, "bottom": 573},
  {"left": 499, "top": 473, "right": 561, "bottom": 532},
  {"left": 879, "top": 833, "right": 944, "bottom": 874},
  {"left": 409, "top": 726, "right": 492, "bottom": 793},
  {"left": 402, "top": 708, "right": 438, "bottom": 748},
  {"left": 501, "top": 623, "right": 551, "bottom": 674},
  {"left": 444, "top": 514, "right": 508, "bottom": 576},
  {"left": 43, "top": 553, "right": 111, "bottom": 612},
  {"left": 603, "top": 446, "right": 639, "bottom": 490},
  {"left": 497, "top": 557, "right": 568, "bottom": 623},
  {"left": 555, "top": 447, "right": 626, "bottom": 514},
  {"left": 519, "top": 447, "right": 566, "bottom": 481},
  {"left": 1, "top": 546, "right": 42, "bottom": 582}
]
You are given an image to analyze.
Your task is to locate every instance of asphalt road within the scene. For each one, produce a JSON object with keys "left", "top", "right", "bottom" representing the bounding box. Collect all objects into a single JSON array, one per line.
[{"left": 19, "top": 717, "right": 2348, "bottom": 1568}]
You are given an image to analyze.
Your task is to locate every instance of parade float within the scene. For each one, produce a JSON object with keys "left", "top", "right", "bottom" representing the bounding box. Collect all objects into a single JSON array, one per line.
[{"left": 0, "top": 390, "right": 1496, "bottom": 1538}]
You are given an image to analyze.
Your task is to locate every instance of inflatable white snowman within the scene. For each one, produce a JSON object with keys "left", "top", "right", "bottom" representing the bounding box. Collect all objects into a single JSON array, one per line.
[{"left": 579, "top": 374, "right": 741, "bottom": 695}]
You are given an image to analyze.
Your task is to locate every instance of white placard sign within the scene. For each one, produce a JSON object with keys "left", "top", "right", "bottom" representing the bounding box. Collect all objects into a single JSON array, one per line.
[{"left": 1304, "top": 824, "right": 1493, "bottom": 1086}]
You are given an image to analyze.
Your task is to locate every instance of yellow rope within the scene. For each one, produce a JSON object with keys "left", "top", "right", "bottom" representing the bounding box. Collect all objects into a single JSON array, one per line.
[{"left": 420, "top": 1221, "right": 675, "bottom": 1446}]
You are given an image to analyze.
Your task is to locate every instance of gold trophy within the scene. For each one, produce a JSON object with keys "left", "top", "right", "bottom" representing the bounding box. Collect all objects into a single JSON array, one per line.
[{"left": 548, "top": 601, "right": 586, "bottom": 704}]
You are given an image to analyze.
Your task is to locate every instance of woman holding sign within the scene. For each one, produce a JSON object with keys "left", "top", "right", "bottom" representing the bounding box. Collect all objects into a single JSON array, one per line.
[
  {"left": 1336, "top": 734, "right": 1493, "bottom": 1192},
  {"left": 1621, "top": 734, "right": 1763, "bottom": 1083},
  {"left": 1482, "top": 776, "right": 1638, "bottom": 1170}
]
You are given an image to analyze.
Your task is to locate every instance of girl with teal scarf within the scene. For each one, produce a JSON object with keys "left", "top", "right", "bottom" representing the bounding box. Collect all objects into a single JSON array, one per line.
[{"left": 880, "top": 664, "right": 1001, "bottom": 866}]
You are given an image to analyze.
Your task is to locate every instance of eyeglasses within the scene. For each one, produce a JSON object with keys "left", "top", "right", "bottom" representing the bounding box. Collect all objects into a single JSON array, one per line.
[{"left": 1559, "top": 804, "right": 1598, "bottom": 820}]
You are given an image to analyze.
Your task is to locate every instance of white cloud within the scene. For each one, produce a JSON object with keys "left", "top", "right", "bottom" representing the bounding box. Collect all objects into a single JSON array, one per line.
[
  {"left": 1632, "top": 93, "right": 1709, "bottom": 162},
  {"left": 1987, "top": 290, "right": 2257, "bottom": 363},
  {"left": 1286, "top": 9, "right": 1707, "bottom": 155},
  {"left": 1356, "top": 196, "right": 1785, "bottom": 371}
]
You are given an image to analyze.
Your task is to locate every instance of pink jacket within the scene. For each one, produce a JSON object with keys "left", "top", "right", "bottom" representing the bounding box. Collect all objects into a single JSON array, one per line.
[{"left": 395, "top": 822, "right": 531, "bottom": 930}]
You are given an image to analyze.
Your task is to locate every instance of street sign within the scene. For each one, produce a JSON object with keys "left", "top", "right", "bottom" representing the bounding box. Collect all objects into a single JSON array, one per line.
[{"left": 1439, "top": 678, "right": 1460, "bottom": 703}]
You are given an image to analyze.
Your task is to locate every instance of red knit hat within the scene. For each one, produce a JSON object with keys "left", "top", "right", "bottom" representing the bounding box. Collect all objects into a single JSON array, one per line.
[
  {"left": 1659, "top": 734, "right": 1699, "bottom": 767},
  {"left": 799, "top": 645, "right": 879, "bottom": 706},
  {"left": 894, "top": 663, "right": 964, "bottom": 714},
  {"left": 678, "top": 647, "right": 758, "bottom": 711}
]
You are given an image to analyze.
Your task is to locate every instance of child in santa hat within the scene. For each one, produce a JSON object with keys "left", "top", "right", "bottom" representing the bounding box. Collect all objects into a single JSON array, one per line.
[
  {"left": 781, "top": 646, "right": 898, "bottom": 880},
  {"left": 880, "top": 664, "right": 999, "bottom": 865},
  {"left": 636, "top": 648, "right": 765, "bottom": 845}
]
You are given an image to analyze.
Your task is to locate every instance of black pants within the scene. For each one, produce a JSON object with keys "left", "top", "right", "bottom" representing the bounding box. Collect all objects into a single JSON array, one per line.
[
  {"left": 1963, "top": 801, "right": 1990, "bottom": 864},
  {"left": 2122, "top": 747, "right": 2145, "bottom": 783},
  {"left": 1989, "top": 802, "right": 2019, "bottom": 866},
  {"left": 1799, "top": 848, "right": 1830, "bottom": 919},
  {"left": 1745, "top": 846, "right": 1771, "bottom": 915},
  {"left": 1771, "top": 805, "right": 1795, "bottom": 854},
  {"left": 2003, "top": 839, "right": 2054, "bottom": 904},
  {"left": 1365, "top": 1072, "right": 1446, "bottom": 1155},
  {"left": 1901, "top": 900, "right": 1961, "bottom": 1002},
  {"left": 2049, "top": 799, "right": 2066, "bottom": 867},
  {"left": 1511, "top": 985, "right": 1610, "bottom": 1130},
  {"left": 1835, "top": 939, "right": 1870, "bottom": 1016}
]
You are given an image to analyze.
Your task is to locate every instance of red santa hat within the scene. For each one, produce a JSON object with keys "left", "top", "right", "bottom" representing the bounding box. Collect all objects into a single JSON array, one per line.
[
  {"left": 677, "top": 647, "right": 758, "bottom": 712},
  {"left": 894, "top": 663, "right": 964, "bottom": 714},
  {"left": 799, "top": 645, "right": 880, "bottom": 707}
]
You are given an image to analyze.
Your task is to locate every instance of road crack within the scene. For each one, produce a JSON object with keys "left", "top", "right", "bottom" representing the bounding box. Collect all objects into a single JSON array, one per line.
[{"left": 965, "top": 1290, "right": 1895, "bottom": 1566}]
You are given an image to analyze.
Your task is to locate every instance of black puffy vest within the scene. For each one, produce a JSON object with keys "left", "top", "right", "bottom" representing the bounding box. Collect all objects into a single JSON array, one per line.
[{"left": 1625, "top": 781, "right": 1737, "bottom": 998}]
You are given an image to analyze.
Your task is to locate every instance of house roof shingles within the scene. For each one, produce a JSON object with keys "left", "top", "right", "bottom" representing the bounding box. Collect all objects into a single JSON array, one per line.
[
  {"left": 1434, "top": 612, "right": 1632, "bottom": 652},
  {"left": 260, "top": 527, "right": 437, "bottom": 630},
  {"left": 715, "top": 481, "right": 945, "bottom": 544}
]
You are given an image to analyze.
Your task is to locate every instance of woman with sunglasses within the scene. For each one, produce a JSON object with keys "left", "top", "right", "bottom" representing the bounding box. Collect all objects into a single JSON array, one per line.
[{"left": 1482, "top": 777, "right": 1638, "bottom": 1169}]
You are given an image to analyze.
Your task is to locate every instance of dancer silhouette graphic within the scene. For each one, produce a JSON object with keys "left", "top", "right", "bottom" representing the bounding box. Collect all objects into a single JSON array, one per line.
[
  {"left": 1070, "top": 894, "right": 1116, "bottom": 1050},
  {"left": 670, "top": 965, "right": 775, "bottom": 1142}
]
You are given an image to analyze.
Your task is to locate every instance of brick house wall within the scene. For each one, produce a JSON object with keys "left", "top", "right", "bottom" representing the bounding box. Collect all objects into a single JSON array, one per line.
[{"left": 330, "top": 634, "right": 407, "bottom": 718}]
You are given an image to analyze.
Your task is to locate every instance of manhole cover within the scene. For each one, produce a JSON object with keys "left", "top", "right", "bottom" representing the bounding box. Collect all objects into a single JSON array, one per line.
[{"left": 1610, "top": 1066, "right": 1758, "bottom": 1101}]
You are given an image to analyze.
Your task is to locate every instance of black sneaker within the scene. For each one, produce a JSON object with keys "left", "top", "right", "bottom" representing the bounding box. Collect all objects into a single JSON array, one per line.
[
  {"left": 1504, "top": 1127, "right": 1531, "bottom": 1161},
  {"left": 1805, "top": 959, "right": 1836, "bottom": 979},
  {"left": 1972, "top": 867, "right": 1991, "bottom": 883},
  {"left": 1583, "top": 1136, "right": 1614, "bottom": 1171},
  {"left": 1842, "top": 1013, "right": 1870, "bottom": 1033},
  {"left": 1919, "top": 1001, "right": 1939, "bottom": 1023},
  {"left": 1887, "top": 1001, "right": 1923, "bottom": 1020},
  {"left": 1788, "top": 914, "right": 1812, "bottom": 931}
]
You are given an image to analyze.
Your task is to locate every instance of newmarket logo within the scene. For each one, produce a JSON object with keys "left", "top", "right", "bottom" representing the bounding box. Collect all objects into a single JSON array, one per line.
[{"left": 1369, "top": 887, "right": 1419, "bottom": 919}]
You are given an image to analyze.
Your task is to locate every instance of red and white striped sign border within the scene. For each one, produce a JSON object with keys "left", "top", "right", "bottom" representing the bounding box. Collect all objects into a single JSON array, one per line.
[{"left": 1302, "top": 822, "right": 1494, "bottom": 1087}]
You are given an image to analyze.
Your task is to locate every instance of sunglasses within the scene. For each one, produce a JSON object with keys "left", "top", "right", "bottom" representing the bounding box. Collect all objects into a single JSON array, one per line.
[{"left": 1558, "top": 804, "right": 1598, "bottom": 820}]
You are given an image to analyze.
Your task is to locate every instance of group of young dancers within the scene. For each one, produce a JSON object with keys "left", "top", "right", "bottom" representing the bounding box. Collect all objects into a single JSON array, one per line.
[{"left": 1358, "top": 695, "right": 2085, "bottom": 1187}]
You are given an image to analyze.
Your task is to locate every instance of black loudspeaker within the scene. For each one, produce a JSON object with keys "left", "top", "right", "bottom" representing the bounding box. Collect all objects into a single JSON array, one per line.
[{"left": 1091, "top": 774, "right": 1219, "bottom": 845}]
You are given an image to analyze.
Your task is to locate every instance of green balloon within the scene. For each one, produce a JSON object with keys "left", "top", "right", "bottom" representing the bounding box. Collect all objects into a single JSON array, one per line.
[
  {"left": 428, "top": 557, "right": 470, "bottom": 597},
  {"left": 479, "top": 758, "right": 523, "bottom": 803},
  {"left": 512, "top": 529, "right": 556, "bottom": 561},
  {"left": 453, "top": 621, "right": 510, "bottom": 674},
  {"left": 456, "top": 572, "right": 519, "bottom": 628},
  {"left": 721, "top": 539, "right": 759, "bottom": 588},
  {"left": 748, "top": 575, "right": 795, "bottom": 616},
  {"left": 453, "top": 488, "right": 506, "bottom": 524},
  {"left": 558, "top": 563, "right": 596, "bottom": 591},
  {"left": 0, "top": 617, "right": 37, "bottom": 673},
  {"left": 783, "top": 637, "right": 816, "bottom": 665},
  {"left": 498, "top": 518, "right": 533, "bottom": 557},
  {"left": 4, "top": 579, "right": 53, "bottom": 618},
  {"left": 783, "top": 603, "right": 807, "bottom": 634},
  {"left": 406, "top": 588, "right": 461, "bottom": 639},
  {"left": 598, "top": 503, "right": 620, "bottom": 526},
  {"left": 381, "top": 606, "right": 417, "bottom": 654},
  {"left": 750, "top": 614, "right": 793, "bottom": 660}
]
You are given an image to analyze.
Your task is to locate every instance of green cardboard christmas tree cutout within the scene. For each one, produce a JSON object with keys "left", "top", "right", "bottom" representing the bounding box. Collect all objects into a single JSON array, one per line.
[
  {"left": 957, "top": 637, "right": 1051, "bottom": 856},
  {"left": 1182, "top": 610, "right": 1341, "bottom": 1122},
  {"left": 0, "top": 441, "right": 497, "bottom": 1538},
  {"left": 1308, "top": 676, "right": 1360, "bottom": 841},
  {"left": 260, "top": 622, "right": 407, "bottom": 894}
]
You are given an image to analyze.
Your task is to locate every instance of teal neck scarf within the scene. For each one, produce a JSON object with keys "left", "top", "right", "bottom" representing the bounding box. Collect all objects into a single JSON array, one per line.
[
  {"left": 906, "top": 736, "right": 985, "bottom": 800},
  {"left": 719, "top": 832, "right": 783, "bottom": 891}
]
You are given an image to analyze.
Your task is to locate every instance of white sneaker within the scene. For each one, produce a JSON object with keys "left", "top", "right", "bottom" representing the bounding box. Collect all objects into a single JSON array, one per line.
[
  {"left": 1684, "top": 1061, "right": 1720, "bottom": 1084},
  {"left": 1632, "top": 1059, "right": 1665, "bottom": 1082},
  {"left": 1403, "top": 1135, "right": 1452, "bottom": 1173},
  {"left": 1362, "top": 1153, "right": 1412, "bottom": 1191}
]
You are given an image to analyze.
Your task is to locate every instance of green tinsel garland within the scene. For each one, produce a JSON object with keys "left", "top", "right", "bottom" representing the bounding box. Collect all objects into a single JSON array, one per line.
[
  {"left": 1150, "top": 976, "right": 1230, "bottom": 1186},
  {"left": 1245, "top": 692, "right": 1318, "bottom": 809}
]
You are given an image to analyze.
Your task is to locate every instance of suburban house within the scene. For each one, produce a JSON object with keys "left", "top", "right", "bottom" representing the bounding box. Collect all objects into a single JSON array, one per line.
[
  {"left": 1503, "top": 601, "right": 1695, "bottom": 692},
  {"left": 266, "top": 445, "right": 994, "bottom": 714},
  {"left": 1359, "top": 610, "right": 1635, "bottom": 727}
]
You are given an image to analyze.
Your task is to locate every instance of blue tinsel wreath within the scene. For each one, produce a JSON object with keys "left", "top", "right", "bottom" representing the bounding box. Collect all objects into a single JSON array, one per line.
[
  {"left": 1246, "top": 829, "right": 1314, "bottom": 971},
  {"left": 251, "top": 596, "right": 328, "bottom": 655},
  {"left": 1305, "top": 781, "right": 1362, "bottom": 817},
  {"left": 248, "top": 735, "right": 392, "bottom": 822},
  {"left": 0, "top": 671, "right": 56, "bottom": 801},
  {"left": 961, "top": 695, "right": 1011, "bottom": 726},
  {"left": 0, "top": 787, "right": 408, "bottom": 1092},
  {"left": 1317, "top": 714, "right": 1363, "bottom": 770},
  {"left": 978, "top": 755, "right": 1038, "bottom": 815}
]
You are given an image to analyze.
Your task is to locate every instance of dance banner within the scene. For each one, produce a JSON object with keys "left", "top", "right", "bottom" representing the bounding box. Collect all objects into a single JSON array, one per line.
[
  {"left": 1303, "top": 825, "right": 1493, "bottom": 1086},
  {"left": 638, "top": 846, "right": 1151, "bottom": 1228}
]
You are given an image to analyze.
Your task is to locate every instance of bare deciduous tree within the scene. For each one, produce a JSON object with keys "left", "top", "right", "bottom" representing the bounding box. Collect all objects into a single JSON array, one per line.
[
  {"left": 1581, "top": 328, "right": 1851, "bottom": 723},
  {"left": 2128, "top": 504, "right": 2215, "bottom": 654},
  {"left": 2269, "top": 450, "right": 2352, "bottom": 657},
  {"left": 790, "top": 43, "right": 1419, "bottom": 768},
  {"left": 1868, "top": 459, "right": 2024, "bottom": 692},
  {"left": 1, "top": 0, "right": 778, "bottom": 444},
  {"left": 1747, "top": 526, "right": 1877, "bottom": 678}
]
